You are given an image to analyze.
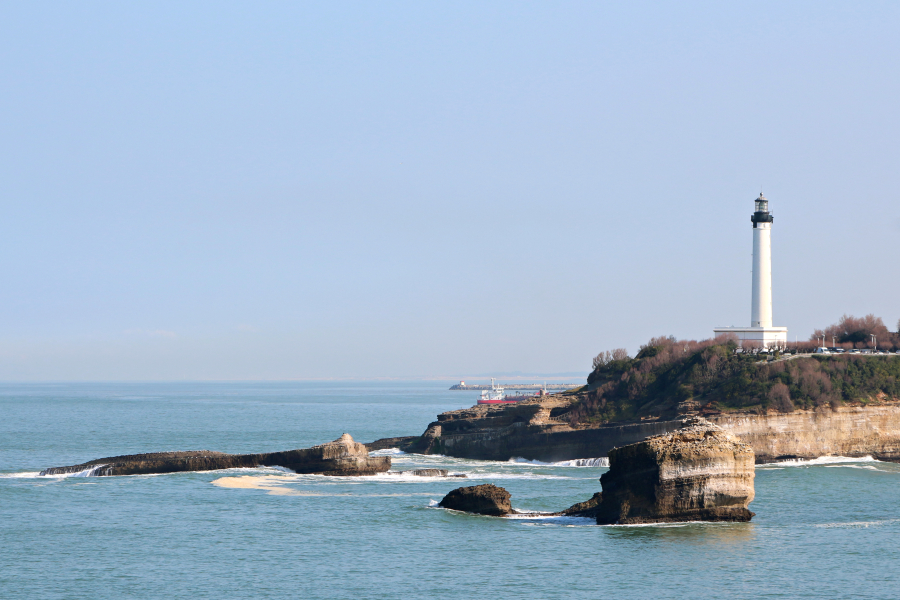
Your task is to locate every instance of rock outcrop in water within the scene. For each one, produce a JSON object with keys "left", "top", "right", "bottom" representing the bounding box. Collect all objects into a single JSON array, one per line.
[
  {"left": 558, "top": 492, "right": 603, "bottom": 518},
  {"left": 39, "top": 433, "right": 391, "bottom": 477},
  {"left": 438, "top": 484, "right": 512, "bottom": 516},
  {"left": 594, "top": 417, "right": 755, "bottom": 524}
]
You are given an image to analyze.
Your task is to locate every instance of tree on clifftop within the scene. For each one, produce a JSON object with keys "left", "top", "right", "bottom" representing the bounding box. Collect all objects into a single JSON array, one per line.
[
  {"left": 592, "top": 348, "right": 630, "bottom": 370},
  {"left": 571, "top": 329, "right": 900, "bottom": 424},
  {"left": 811, "top": 314, "right": 899, "bottom": 350}
]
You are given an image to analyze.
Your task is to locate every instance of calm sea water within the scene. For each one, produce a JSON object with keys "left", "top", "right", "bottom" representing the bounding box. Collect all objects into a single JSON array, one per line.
[{"left": 2, "top": 382, "right": 898, "bottom": 599}]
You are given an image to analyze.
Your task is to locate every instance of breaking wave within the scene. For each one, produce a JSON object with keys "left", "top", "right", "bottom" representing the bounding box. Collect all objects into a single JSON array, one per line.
[
  {"left": 369, "top": 448, "right": 407, "bottom": 457},
  {"left": 508, "top": 514, "right": 597, "bottom": 526},
  {"left": 815, "top": 518, "right": 900, "bottom": 529},
  {"left": 0, "top": 471, "right": 44, "bottom": 479},
  {"left": 1, "top": 465, "right": 111, "bottom": 478},
  {"left": 509, "top": 457, "right": 609, "bottom": 467}
]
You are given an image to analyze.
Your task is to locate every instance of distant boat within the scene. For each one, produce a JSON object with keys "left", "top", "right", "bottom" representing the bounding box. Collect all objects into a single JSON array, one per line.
[{"left": 477, "top": 378, "right": 546, "bottom": 404}]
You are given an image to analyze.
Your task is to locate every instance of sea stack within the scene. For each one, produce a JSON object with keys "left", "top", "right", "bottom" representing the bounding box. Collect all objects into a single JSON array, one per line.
[{"left": 595, "top": 417, "right": 755, "bottom": 524}]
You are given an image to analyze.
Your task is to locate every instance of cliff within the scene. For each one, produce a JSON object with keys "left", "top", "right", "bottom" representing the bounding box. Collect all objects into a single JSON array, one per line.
[
  {"left": 594, "top": 417, "right": 755, "bottom": 524},
  {"left": 389, "top": 341, "right": 900, "bottom": 463},
  {"left": 712, "top": 405, "right": 900, "bottom": 462},
  {"left": 395, "top": 394, "right": 900, "bottom": 463},
  {"left": 40, "top": 433, "right": 391, "bottom": 477}
]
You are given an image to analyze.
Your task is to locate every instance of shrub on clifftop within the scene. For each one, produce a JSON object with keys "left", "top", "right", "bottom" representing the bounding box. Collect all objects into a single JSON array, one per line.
[{"left": 567, "top": 334, "right": 900, "bottom": 425}]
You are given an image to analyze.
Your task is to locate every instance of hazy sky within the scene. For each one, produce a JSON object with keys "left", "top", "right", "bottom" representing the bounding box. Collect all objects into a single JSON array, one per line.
[{"left": 1, "top": 2, "right": 898, "bottom": 380}]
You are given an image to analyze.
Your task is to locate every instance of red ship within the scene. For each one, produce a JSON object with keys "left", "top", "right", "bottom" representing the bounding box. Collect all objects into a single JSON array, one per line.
[{"left": 477, "top": 379, "right": 546, "bottom": 404}]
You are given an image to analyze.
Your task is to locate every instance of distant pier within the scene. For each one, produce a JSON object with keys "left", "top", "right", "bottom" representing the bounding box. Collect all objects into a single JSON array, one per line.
[{"left": 449, "top": 382, "right": 582, "bottom": 391}]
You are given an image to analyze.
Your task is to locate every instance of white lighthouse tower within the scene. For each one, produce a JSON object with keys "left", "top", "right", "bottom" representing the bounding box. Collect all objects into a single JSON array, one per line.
[{"left": 714, "top": 193, "right": 788, "bottom": 348}]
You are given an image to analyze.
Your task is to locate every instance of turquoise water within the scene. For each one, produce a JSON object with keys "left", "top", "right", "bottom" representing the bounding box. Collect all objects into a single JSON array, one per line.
[{"left": 2, "top": 382, "right": 899, "bottom": 599}]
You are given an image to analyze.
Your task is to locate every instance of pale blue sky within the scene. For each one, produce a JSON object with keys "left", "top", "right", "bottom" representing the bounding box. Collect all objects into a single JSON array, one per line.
[{"left": 1, "top": 2, "right": 898, "bottom": 380}]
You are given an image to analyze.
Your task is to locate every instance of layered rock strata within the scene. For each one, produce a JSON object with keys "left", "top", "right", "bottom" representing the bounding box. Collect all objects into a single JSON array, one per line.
[
  {"left": 438, "top": 484, "right": 512, "bottom": 516},
  {"left": 39, "top": 433, "right": 391, "bottom": 477},
  {"left": 712, "top": 406, "right": 900, "bottom": 463},
  {"left": 594, "top": 417, "right": 755, "bottom": 524},
  {"left": 400, "top": 396, "right": 900, "bottom": 463}
]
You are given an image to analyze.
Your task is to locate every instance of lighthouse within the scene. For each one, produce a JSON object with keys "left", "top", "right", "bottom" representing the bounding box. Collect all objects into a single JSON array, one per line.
[{"left": 714, "top": 193, "right": 788, "bottom": 348}]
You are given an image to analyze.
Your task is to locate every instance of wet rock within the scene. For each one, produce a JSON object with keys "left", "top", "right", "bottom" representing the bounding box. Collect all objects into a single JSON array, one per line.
[
  {"left": 364, "top": 436, "right": 419, "bottom": 452},
  {"left": 558, "top": 492, "right": 603, "bottom": 518},
  {"left": 390, "top": 469, "right": 466, "bottom": 478},
  {"left": 438, "top": 484, "right": 512, "bottom": 516},
  {"left": 406, "top": 424, "right": 442, "bottom": 454},
  {"left": 38, "top": 451, "right": 258, "bottom": 477},
  {"left": 595, "top": 417, "right": 755, "bottom": 524},
  {"left": 39, "top": 433, "right": 390, "bottom": 477},
  {"left": 410, "top": 469, "right": 449, "bottom": 477},
  {"left": 264, "top": 433, "right": 390, "bottom": 476}
]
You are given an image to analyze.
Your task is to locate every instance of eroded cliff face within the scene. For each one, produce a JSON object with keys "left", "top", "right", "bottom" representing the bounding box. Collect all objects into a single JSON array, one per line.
[
  {"left": 710, "top": 405, "right": 900, "bottom": 462},
  {"left": 595, "top": 417, "right": 755, "bottom": 524},
  {"left": 405, "top": 397, "right": 676, "bottom": 462},
  {"left": 409, "top": 396, "right": 900, "bottom": 463}
]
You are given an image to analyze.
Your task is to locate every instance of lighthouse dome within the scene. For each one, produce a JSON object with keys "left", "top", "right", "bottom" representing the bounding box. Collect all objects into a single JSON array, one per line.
[{"left": 751, "top": 193, "right": 773, "bottom": 225}]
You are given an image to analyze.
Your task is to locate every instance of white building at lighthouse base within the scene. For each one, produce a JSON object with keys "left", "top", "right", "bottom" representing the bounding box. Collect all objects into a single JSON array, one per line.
[{"left": 713, "top": 326, "right": 788, "bottom": 349}]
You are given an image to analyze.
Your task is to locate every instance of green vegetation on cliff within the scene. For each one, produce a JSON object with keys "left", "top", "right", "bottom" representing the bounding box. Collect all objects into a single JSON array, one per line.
[{"left": 565, "top": 336, "right": 900, "bottom": 425}]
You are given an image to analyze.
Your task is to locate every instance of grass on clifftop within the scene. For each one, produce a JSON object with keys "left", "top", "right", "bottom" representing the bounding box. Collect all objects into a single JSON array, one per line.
[{"left": 563, "top": 336, "right": 900, "bottom": 425}]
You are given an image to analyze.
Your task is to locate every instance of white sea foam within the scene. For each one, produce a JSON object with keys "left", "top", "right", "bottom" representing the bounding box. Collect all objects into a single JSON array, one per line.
[
  {"left": 554, "top": 458, "right": 608, "bottom": 467},
  {"left": 426, "top": 505, "right": 596, "bottom": 525},
  {"left": 68, "top": 464, "right": 110, "bottom": 477},
  {"left": 509, "top": 457, "right": 609, "bottom": 467},
  {"left": 369, "top": 448, "right": 407, "bottom": 457},
  {"left": 479, "top": 472, "right": 571, "bottom": 480},
  {"left": 815, "top": 519, "right": 900, "bottom": 529},
  {"left": 0, "top": 471, "right": 44, "bottom": 479},
  {"left": 510, "top": 515, "right": 597, "bottom": 526},
  {"left": 602, "top": 520, "right": 736, "bottom": 528},
  {"left": 377, "top": 471, "right": 463, "bottom": 481},
  {"left": 7, "top": 464, "right": 112, "bottom": 478},
  {"left": 758, "top": 456, "right": 878, "bottom": 468}
]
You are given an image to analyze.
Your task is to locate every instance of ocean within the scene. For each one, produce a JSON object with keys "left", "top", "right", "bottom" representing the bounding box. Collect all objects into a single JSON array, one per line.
[{"left": 2, "top": 382, "right": 898, "bottom": 599}]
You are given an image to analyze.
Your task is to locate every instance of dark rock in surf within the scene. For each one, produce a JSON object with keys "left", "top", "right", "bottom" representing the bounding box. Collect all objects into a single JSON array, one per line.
[
  {"left": 438, "top": 484, "right": 512, "bottom": 516},
  {"left": 39, "top": 433, "right": 390, "bottom": 477},
  {"left": 390, "top": 469, "right": 466, "bottom": 477},
  {"left": 410, "top": 469, "right": 449, "bottom": 477},
  {"left": 558, "top": 492, "right": 603, "bottom": 518},
  {"left": 364, "top": 436, "right": 419, "bottom": 452}
]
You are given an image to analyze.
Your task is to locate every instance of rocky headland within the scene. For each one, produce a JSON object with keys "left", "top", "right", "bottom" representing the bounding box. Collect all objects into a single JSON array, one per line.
[
  {"left": 594, "top": 417, "right": 755, "bottom": 524},
  {"left": 40, "top": 433, "right": 391, "bottom": 477},
  {"left": 374, "top": 341, "right": 900, "bottom": 463},
  {"left": 375, "top": 398, "right": 900, "bottom": 464}
]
